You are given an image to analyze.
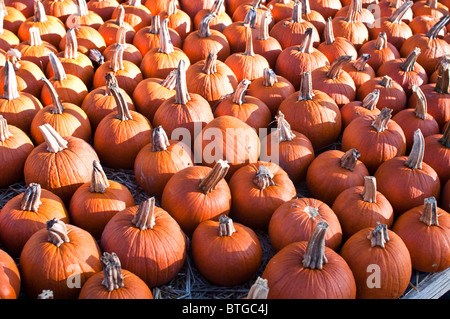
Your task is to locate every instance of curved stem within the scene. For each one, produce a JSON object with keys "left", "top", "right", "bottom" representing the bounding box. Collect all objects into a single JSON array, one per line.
[
  {"left": 0, "top": 115, "right": 12, "bottom": 142},
  {"left": 116, "top": 26, "right": 128, "bottom": 45},
  {"left": 211, "top": 0, "right": 225, "bottom": 15},
  {"left": 131, "top": 197, "right": 156, "bottom": 230},
  {"left": 379, "top": 75, "right": 393, "bottom": 88},
  {"left": 426, "top": 15, "right": 450, "bottom": 39},
  {"left": 368, "top": 223, "right": 389, "bottom": 248},
  {"left": 246, "top": 277, "right": 269, "bottom": 299},
  {"left": 20, "top": 183, "right": 43, "bottom": 212},
  {"left": 161, "top": 69, "right": 177, "bottom": 89},
  {"left": 34, "top": 0, "right": 48, "bottom": 23},
  {"left": 400, "top": 47, "right": 420, "bottom": 72},
  {"left": 275, "top": 111, "right": 296, "bottom": 142},
  {"left": 243, "top": 7, "right": 257, "bottom": 28},
  {"left": 298, "top": 70, "right": 315, "bottom": 101},
  {"left": 438, "top": 120, "right": 450, "bottom": 148},
  {"left": 253, "top": 165, "right": 277, "bottom": 190},
  {"left": 361, "top": 176, "right": 377, "bottom": 203},
  {"left": 324, "top": 17, "right": 335, "bottom": 45},
  {"left": 302, "top": 220, "right": 329, "bottom": 269},
  {"left": 353, "top": 54, "right": 371, "bottom": 71},
  {"left": 89, "top": 49, "right": 105, "bottom": 65},
  {"left": 29, "top": 26, "right": 43, "bottom": 46},
  {"left": 39, "top": 124, "right": 69, "bottom": 153},
  {"left": 198, "top": 13, "right": 215, "bottom": 38},
  {"left": 166, "top": 0, "right": 178, "bottom": 16},
  {"left": 6, "top": 49, "right": 22, "bottom": 70},
  {"left": 37, "top": 290, "right": 54, "bottom": 299},
  {"left": 388, "top": 0, "right": 413, "bottom": 24},
  {"left": 419, "top": 197, "right": 439, "bottom": 226},
  {"left": 243, "top": 25, "right": 255, "bottom": 56},
  {"left": 371, "top": 107, "right": 393, "bottom": 132},
  {"left": 258, "top": 6, "right": 272, "bottom": 40},
  {"left": 202, "top": 51, "right": 218, "bottom": 75},
  {"left": 426, "top": 0, "right": 438, "bottom": 9},
  {"left": 3, "top": 61, "right": 20, "bottom": 100},
  {"left": 90, "top": 160, "right": 110, "bottom": 193},
  {"left": 232, "top": 79, "right": 251, "bottom": 105},
  {"left": 151, "top": 126, "right": 170, "bottom": 152},
  {"left": 326, "top": 55, "right": 353, "bottom": 80},
  {"left": 405, "top": 128, "right": 425, "bottom": 169},
  {"left": 175, "top": 59, "right": 191, "bottom": 105},
  {"left": 218, "top": 214, "right": 236, "bottom": 236},
  {"left": 158, "top": 18, "right": 174, "bottom": 55},
  {"left": 64, "top": 29, "right": 79, "bottom": 60},
  {"left": 115, "top": 5, "right": 125, "bottom": 27},
  {"left": 297, "top": 27, "right": 314, "bottom": 53},
  {"left": 411, "top": 85, "right": 428, "bottom": 120},
  {"left": 41, "top": 76, "right": 65, "bottom": 114},
  {"left": 110, "top": 43, "right": 125, "bottom": 72},
  {"left": 346, "top": 0, "right": 359, "bottom": 23},
  {"left": 434, "top": 61, "right": 450, "bottom": 94},
  {"left": 46, "top": 218, "right": 70, "bottom": 247},
  {"left": 374, "top": 32, "right": 388, "bottom": 50},
  {"left": 262, "top": 68, "right": 278, "bottom": 87},
  {"left": 199, "top": 159, "right": 229, "bottom": 194},
  {"left": 101, "top": 252, "right": 124, "bottom": 292},
  {"left": 291, "top": 0, "right": 302, "bottom": 23},
  {"left": 149, "top": 14, "right": 160, "bottom": 34},
  {"left": 49, "top": 52, "right": 67, "bottom": 82},
  {"left": 104, "top": 72, "right": 118, "bottom": 96},
  {"left": 108, "top": 79, "right": 133, "bottom": 121},
  {"left": 362, "top": 89, "right": 379, "bottom": 110},
  {"left": 340, "top": 148, "right": 361, "bottom": 171}
]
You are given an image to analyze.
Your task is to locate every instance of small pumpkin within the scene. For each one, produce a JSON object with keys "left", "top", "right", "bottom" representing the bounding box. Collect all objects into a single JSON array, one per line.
[
  {"left": 5, "top": 0, "right": 35, "bottom": 18},
  {"left": 58, "top": 24, "right": 107, "bottom": 55},
  {"left": 223, "top": 6, "right": 259, "bottom": 53},
  {"left": 87, "top": 0, "right": 120, "bottom": 21},
  {"left": 110, "top": 0, "right": 151, "bottom": 32},
  {"left": 358, "top": 32, "right": 400, "bottom": 72},
  {"left": 341, "top": 53, "right": 375, "bottom": 91},
  {"left": 232, "top": 0, "right": 272, "bottom": 28},
  {"left": 102, "top": 26, "right": 143, "bottom": 66},
  {"left": 97, "top": 5, "right": 135, "bottom": 47},
  {"left": 308, "top": 0, "right": 342, "bottom": 19},
  {"left": 267, "top": 0, "right": 294, "bottom": 23},
  {"left": 423, "top": 120, "right": 450, "bottom": 184},
  {"left": 159, "top": 0, "right": 192, "bottom": 39},
  {"left": 42, "top": 0, "right": 78, "bottom": 24},
  {"left": 0, "top": 10, "right": 20, "bottom": 52},
  {"left": 411, "top": 0, "right": 449, "bottom": 19},
  {"left": 193, "top": 0, "right": 233, "bottom": 32},
  {"left": 66, "top": 0, "right": 103, "bottom": 30},
  {"left": 0, "top": 248, "right": 20, "bottom": 299},
  {"left": 340, "top": 88, "right": 381, "bottom": 128}
]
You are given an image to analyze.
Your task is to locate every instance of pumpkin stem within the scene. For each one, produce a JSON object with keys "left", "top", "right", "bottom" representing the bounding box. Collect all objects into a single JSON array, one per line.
[
  {"left": 323, "top": 17, "right": 335, "bottom": 45},
  {"left": 361, "top": 176, "right": 377, "bottom": 203},
  {"left": 151, "top": 126, "right": 170, "bottom": 152},
  {"left": 253, "top": 165, "right": 277, "bottom": 190},
  {"left": 379, "top": 75, "right": 393, "bottom": 88},
  {"left": 90, "top": 160, "right": 110, "bottom": 193},
  {"left": 275, "top": 111, "right": 296, "bottom": 142},
  {"left": 161, "top": 69, "right": 177, "bottom": 89},
  {"left": 243, "top": 7, "right": 257, "bottom": 28},
  {"left": 2, "top": 60, "right": 20, "bottom": 100},
  {"left": 202, "top": 51, "right": 218, "bottom": 75},
  {"left": 158, "top": 18, "right": 174, "bottom": 55},
  {"left": 438, "top": 120, "right": 450, "bottom": 148},
  {"left": 419, "top": 197, "right": 439, "bottom": 226},
  {"left": 340, "top": 148, "right": 361, "bottom": 171},
  {"left": 46, "top": 218, "right": 70, "bottom": 247},
  {"left": 374, "top": 32, "right": 388, "bottom": 50},
  {"left": 298, "top": 70, "right": 314, "bottom": 101},
  {"left": 405, "top": 128, "right": 425, "bottom": 170},
  {"left": 297, "top": 27, "right": 313, "bottom": 54},
  {"left": 352, "top": 54, "right": 371, "bottom": 71},
  {"left": 149, "top": 14, "right": 160, "bottom": 34},
  {"left": 166, "top": 0, "right": 178, "bottom": 16},
  {"left": 64, "top": 29, "right": 79, "bottom": 60},
  {"left": 110, "top": 43, "right": 125, "bottom": 72},
  {"left": 258, "top": 5, "right": 272, "bottom": 40},
  {"left": 302, "top": 220, "right": 329, "bottom": 270},
  {"left": 198, "top": 12, "right": 215, "bottom": 38},
  {"left": 211, "top": 0, "right": 225, "bottom": 15},
  {"left": 400, "top": 47, "right": 420, "bottom": 73},
  {"left": 76, "top": 0, "right": 89, "bottom": 17},
  {"left": 34, "top": 0, "right": 48, "bottom": 23},
  {"left": 6, "top": 49, "right": 23, "bottom": 70},
  {"left": 101, "top": 252, "right": 125, "bottom": 292},
  {"left": 37, "top": 290, "right": 54, "bottom": 299},
  {"left": 108, "top": 79, "right": 133, "bottom": 121},
  {"left": 291, "top": 0, "right": 303, "bottom": 23},
  {"left": 232, "top": 79, "right": 251, "bottom": 105},
  {"left": 326, "top": 55, "right": 353, "bottom": 80},
  {"left": 20, "top": 183, "right": 43, "bottom": 212},
  {"left": 131, "top": 197, "right": 156, "bottom": 230},
  {"left": 28, "top": 26, "right": 43, "bottom": 46},
  {"left": 175, "top": 59, "right": 191, "bottom": 105},
  {"left": 388, "top": 0, "right": 413, "bottom": 24},
  {"left": 89, "top": 49, "right": 105, "bottom": 65},
  {"left": 362, "top": 89, "right": 380, "bottom": 110},
  {"left": 388, "top": 0, "right": 402, "bottom": 8},
  {"left": 346, "top": 0, "right": 360, "bottom": 23},
  {"left": 426, "top": 0, "right": 438, "bottom": 9},
  {"left": 262, "top": 68, "right": 278, "bottom": 87},
  {"left": 302, "top": 0, "right": 312, "bottom": 15},
  {"left": 371, "top": 107, "right": 393, "bottom": 132},
  {"left": 367, "top": 223, "right": 389, "bottom": 248},
  {"left": 434, "top": 61, "right": 450, "bottom": 94},
  {"left": 0, "top": 115, "right": 12, "bottom": 142},
  {"left": 411, "top": 85, "right": 428, "bottom": 120},
  {"left": 426, "top": 15, "right": 450, "bottom": 40},
  {"left": 243, "top": 25, "right": 255, "bottom": 56},
  {"left": 115, "top": 26, "right": 128, "bottom": 45},
  {"left": 38, "top": 124, "right": 69, "bottom": 153},
  {"left": 104, "top": 72, "right": 118, "bottom": 95},
  {"left": 129, "top": 0, "right": 142, "bottom": 7},
  {"left": 218, "top": 214, "right": 236, "bottom": 236},
  {"left": 115, "top": 5, "right": 125, "bottom": 27},
  {"left": 199, "top": 159, "right": 230, "bottom": 194},
  {"left": 41, "top": 76, "right": 65, "bottom": 114},
  {"left": 246, "top": 277, "right": 269, "bottom": 299},
  {"left": 48, "top": 52, "right": 67, "bottom": 82}
]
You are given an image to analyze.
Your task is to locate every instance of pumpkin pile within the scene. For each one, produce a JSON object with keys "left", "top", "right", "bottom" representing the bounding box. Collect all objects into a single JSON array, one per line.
[{"left": 0, "top": 0, "right": 449, "bottom": 300}]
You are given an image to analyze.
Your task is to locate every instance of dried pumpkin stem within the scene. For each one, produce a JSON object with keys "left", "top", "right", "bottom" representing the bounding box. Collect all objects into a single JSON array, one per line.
[
  {"left": 232, "top": 79, "right": 251, "bottom": 105},
  {"left": 388, "top": 0, "right": 413, "bottom": 24},
  {"left": 175, "top": 59, "right": 191, "bottom": 105},
  {"left": 41, "top": 76, "right": 65, "bottom": 114},
  {"left": 38, "top": 124, "right": 69, "bottom": 153},
  {"left": 411, "top": 85, "right": 428, "bottom": 120},
  {"left": 371, "top": 107, "right": 393, "bottom": 132},
  {"left": 346, "top": 0, "right": 360, "bottom": 23},
  {"left": 131, "top": 197, "right": 156, "bottom": 230},
  {"left": 262, "top": 68, "right": 278, "bottom": 86},
  {"left": 90, "top": 160, "right": 110, "bottom": 193},
  {"left": 20, "top": 183, "right": 43, "bottom": 212},
  {"left": 3, "top": 60, "right": 20, "bottom": 100},
  {"left": 159, "top": 18, "right": 174, "bottom": 55},
  {"left": 434, "top": 61, "right": 450, "bottom": 94},
  {"left": 379, "top": 75, "right": 393, "bottom": 88},
  {"left": 352, "top": 54, "right": 371, "bottom": 71},
  {"left": 253, "top": 165, "right": 277, "bottom": 190},
  {"left": 302, "top": 0, "right": 312, "bottom": 15},
  {"left": 275, "top": 111, "right": 296, "bottom": 142},
  {"left": 46, "top": 218, "right": 70, "bottom": 247},
  {"left": 116, "top": 26, "right": 128, "bottom": 45},
  {"left": 152, "top": 126, "right": 170, "bottom": 152},
  {"left": 6, "top": 49, "right": 22, "bottom": 70},
  {"left": 405, "top": 128, "right": 425, "bottom": 169},
  {"left": 110, "top": 43, "right": 125, "bottom": 72},
  {"left": 166, "top": 0, "right": 177, "bottom": 15},
  {"left": 243, "top": 25, "right": 255, "bottom": 56},
  {"left": 161, "top": 69, "right": 177, "bottom": 89},
  {"left": 323, "top": 17, "right": 335, "bottom": 45},
  {"left": 218, "top": 214, "right": 236, "bottom": 236},
  {"left": 258, "top": 5, "right": 272, "bottom": 40},
  {"left": 149, "top": 14, "right": 160, "bottom": 34},
  {"left": 361, "top": 176, "right": 377, "bottom": 203},
  {"left": 37, "top": 290, "right": 54, "bottom": 299},
  {"left": 246, "top": 277, "right": 269, "bottom": 299},
  {"left": 375, "top": 32, "right": 388, "bottom": 50},
  {"left": 426, "top": 15, "right": 450, "bottom": 39},
  {"left": 49, "top": 52, "right": 67, "bottom": 82},
  {"left": 243, "top": 7, "right": 257, "bottom": 28},
  {"left": 291, "top": 0, "right": 302, "bottom": 23},
  {"left": 340, "top": 148, "right": 361, "bottom": 171},
  {"left": 202, "top": 51, "right": 218, "bottom": 75},
  {"left": 302, "top": 220, "right": 329, "bottom": 269},
  {"left": 400, "top": 47, "right": 420, "bottom": 72},
  {"left": 427, "top": 0, "right": 438, "bottom": 9},
  {"left": 101, "top": 252, "right": 124, "bottom": 292},
  {"left": 438, "top": 120, "right": 450, "bottom": 148},
  {"left": 0, "top": 115, "right": 12, "bottom": 142},
  {"left": 368, "top": 223, "right": 389, "bottom": 248},
  {"left": 298, "top": 70, "right": 315, "bottom": 101},
  {"left": 115, "top": 5, "right": 125, "bottom": 27},
  {"left": 362, "top": 89, "right": 380, "bottom": 110},
  {"left": 198, "top": 12, "right": 215, "bottom": 38},
  {"left": 105, "top": 72, "right": 118, "bottom": 95},
  {"left": 34, "top": 0, "right": 48, "bottom": 23},
  {"left": 297, "top": 27, "right": 313, "bottom": 54},
  {"left": 199, "top": 159, "right": 230, "bottom": 194},
  {"left": 326, "top": 55, "right": 353, "bottom": 80},
  {"left": 64, "top": 28, "right": 79, "bottom": 60},
  {"left": 419, "top": 197, "right": 439, "bottom": 226},
  {"left": 77, "top": 0, "right": 89, "bottom": 17},
  {"left": 129, "top": 0, "right": 142, "bottom": 7},
  {"left": 109, "top": 80, "right": 133, "bottom": 121},
  {"left": 388, "top": 0, "right": 402, "bottom": 8},
  {"left": 89, "top": 49, "right": 104, "bottom": 65},
  {"left": 29, "top": 26, "right": 43, "bottom": 46},
  {"left": 211, "top": 0, "right": 225, "bottom": 15}
]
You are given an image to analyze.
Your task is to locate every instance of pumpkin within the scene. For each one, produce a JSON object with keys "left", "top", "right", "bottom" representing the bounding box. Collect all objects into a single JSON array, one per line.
[
  {"left": 335, "top": 0, "right": 375, "bottom": 23},
  {"left": 5, "top": 0, "right": 35, "bottom": 18},
  {"left": 339, "top": 223, "right": 412, "bottom": 299},
  {"left": 341, "top": 53, "right": 376, "bottom": 91},
  {"left": 19, "top": 218, "right": 103, "bottom": 299},
  {"left": 160, "top": 0, "right": 192, "bottom": 40},
  {"left": 278, "top": 70, "right": 341, "bottom": 150},
  {"left": 332, "top": 176, "right": 394, "bottom": 240},
  {"left": 341, "top": 107, "right": 407, "bottom": 173},
  {"left": 302, "top": 0, "right": 327, "bottom": 40},
  {"left": 423, "top": 120, "right": 450, "bottom": 184},
  {"left": 0, "top": 115, "right": 34, "bottom": 188},
  {"left": 144, "top": 0, "right": 179, "bottom": 16},
  {"left": 153, "top": 59, "right": 214, "bottom": 146},
  {"left": 357, "top": 75, "right": 407, "bottom": 115},
  {"left": 270, "top": 0, "right": 320, "bottom": 49},
  {"left": 308, "top": 0, "right": 342, "bottom": 19},
  {"left": 24, "top": 124, "right": 100, "bottom": 205},
  {"left": 358, "top": 32, "right": 400, "bottom": 72},
  {"left": 441, "top": 179, "right": 450, "bottom": 213},
  {"left": 260, "top": 111, "right": 315, "bottom": 182},
  {"left": 268, "top": 195, "right": 342, "bottom": 252},
  {"left": 102, "top": 26, "right": 143, "bottom": 66},
  {"left": 374, "top": 129, "right": 441, "bottom": 217},
  {"left": 58, "top": 24, "right": 107, "bottom": 55},
  {"left": 247, "top": 68, "right": 295, "bottom": 117},
  {"left": 275, "top": 27, "right": 329, "bottom": 89},
  {"left": 87, "top": 0, "right": 120, "bottom": 21},
  {"left": 0, "top": 60, "right": 42, "bottom": 134},
  {"left": 222, "top": 6, "right": 259, "bottom": 53},
  {"left": 392, "top": 196, "right": 450, "bottom": 272},
  {"left": 267, "top": 0, "right": 294, "bottom": 24},
  {"left": 110, "top": 0, "right": 151, "bottom": 32},
  {"left": 81, "top": 72, "right": 135, "bottom": 130},
  {"left": 0, "top": 10, "right": 20, "bottom": 52},
  {"left": 411, "top": 0, "right": 449, "bottom": 19},
  {"left": 262, "top": 221, "right": 356, "bottom": 299},
  {"left": 97, "top": 5, "right": 135, "bottom": 47},
  {"left": 191, "top": 214, "right": 262, "bottom": 286},
  {"left": 193, "top": 0, "right": 233, "bottom": 32},
  {"left": 161, "top": 160, "right": 232, "bottom": 236},
  {"left": 225, "top": 0, "right": 253, "bottom": 15},
  {"left": 0, "top": 248, "right": 20, "bottom": 299},
  {"left": 182, "top": 12, "right": 231, "bottom": 64},
  {"left": 378, "top": 0, "right": 413, "bottom": 23},
  {"left": 180, "top": 0, "right": 216, "bottom": 20},
  {"left": 101, "top": 197, "right": 187, "bottom": 287},
  {"left": 228, "top": 161, "right": 297, "bottom": 230},
  {"left": 306, "top": 148, "right": 369, "bottom": 206},
  {"left": 340, "top": 88, "right": 381, "bottom": 128},
  {"left": 134, "top": 125, "right": 194, "bottom": 199},
  {"left": 30, "top": 76, "right": 91, "bottom": 145},
  {"left": 42, "top": 0, "right": 78, "bottom": 24},
  {"left": 0, "top": 183, "right": 69, "bottom": 256},
  {"left": 185, "top": 50, "right": 238, "bottom": 108},
  {"left": 94, "top": 79, "right": 152, "bottom": 170},
  {"left": 193, "top": 115, "right": 261, "bottom": 178},
  {"left": 79, "top": 252, "right": 153, "bottom": 299},
  {"left": 65, "top": 0, "right": 103, "bottom": 30},
  {"left": 409, "top": 15, "right": 447, "bottom": 37},
  {"left": 317, "top": 16, "right": 358, "bottom": 64},
  {"left": 232, "top": 0, "right": 272, "bottom": 28},
  {"left": 139, "top": 18, "right": 190, "bottom": 80},
  {"left": 69, "top": 160, "right": 135, "bottom": 240}
]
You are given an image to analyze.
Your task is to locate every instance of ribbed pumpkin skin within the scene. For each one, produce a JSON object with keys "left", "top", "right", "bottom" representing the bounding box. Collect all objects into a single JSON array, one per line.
[
  {"left": 0, "top": 189, "right": 69, "bottom": 257},
  {"left": 191, "top": 219, "right": 262, "bottom": 286},
  {"left": 78, "top": 269, "right": 154, "bottom": 299},
  {"left": 340, "top": 227, "right": 412, "bottom": 299},
  {"left": 0, "top": 249, "right": 21, "bottom": 299},
  {"left": 0, "top": 60, "right": 45, "bottom": 98},
  {"left": 0, "top": 93, "right": 43, "bottom": 134},
  {"left": 19, "top": 224, "right": 103, "bottom": 299},
  {"left": 140, "top": 47, "right": 190, "bottom": 80},
  {"left": 100, "top": 205, "right": 187, "bottom": 288},
  {"left": 262, "top": 241, "right": 356, "bottom": 299}
]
